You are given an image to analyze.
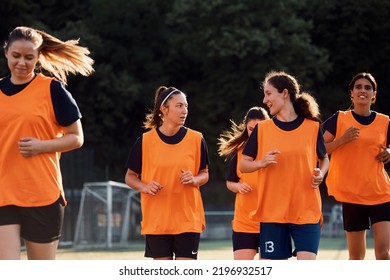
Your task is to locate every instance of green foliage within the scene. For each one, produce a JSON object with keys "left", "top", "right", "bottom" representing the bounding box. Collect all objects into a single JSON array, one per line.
[
  {"left": 1, "top": 0, "right": 390, "bottom": 206},
  {"left": 165, "top": 0, "right": 331, "bottom": 179},
  {"left": 67, "top": 0, "right": 174, "bottom": 180},
  {"left": 302, "top": 0, "right": 390, "bottom": 119}
]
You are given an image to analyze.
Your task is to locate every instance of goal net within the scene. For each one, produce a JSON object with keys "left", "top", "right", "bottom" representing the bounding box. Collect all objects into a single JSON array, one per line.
[{"left": 73, "top": 181, "right": 141, "bottom": 249}]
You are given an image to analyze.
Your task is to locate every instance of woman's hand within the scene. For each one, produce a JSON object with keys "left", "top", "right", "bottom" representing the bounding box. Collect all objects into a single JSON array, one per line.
[
  {"left": 260, "top": 150, "right": 280, "bottom": 168},
  {"left": 237, "top": 182, "right": 253, "bottom": 194},
  {"left": 143, "top": 181, "right": 164, "bottom": 195},
  {"left": 18, "top": 137, "right": 44, "bottom": 157},
  {"left": 340, "top": 126, "right": 360, "bottom": 144},
  {"left": 312, "top": 168, "right": 323, "bottom": 189},
  {"left": 376, "top": 145, "right": 390, "bottom": 164},
  {"left": 180, "top": 170, "right": 198, "bottom": 186}
]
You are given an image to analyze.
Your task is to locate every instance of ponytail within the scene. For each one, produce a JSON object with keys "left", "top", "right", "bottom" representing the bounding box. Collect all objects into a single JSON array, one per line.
[
  {"left": 143, "top": 86, "right": 183, "bottom": 129},
  {"left": 264, "top": 71, "right": 321, "bottom": 122},
  {"left": 294, "top": 92, "right": 321, "bottom": 122},
  {"left": 218, "top": 106, "right": 270, "bottom": 159}
]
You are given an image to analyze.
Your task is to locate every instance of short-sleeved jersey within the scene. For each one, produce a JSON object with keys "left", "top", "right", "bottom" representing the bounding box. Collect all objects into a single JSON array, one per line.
[
  {"left": 243, "top": 117, "right": 323, "bottom": 224},
  {"left": 138, "top": 128, "right": 206, "bottom": 234},
  {"left": 0, "top": 74, "right": 66, "bottom": 207},
  {"left": 325, "top": 110, "right": 390, "bottom": 204}
]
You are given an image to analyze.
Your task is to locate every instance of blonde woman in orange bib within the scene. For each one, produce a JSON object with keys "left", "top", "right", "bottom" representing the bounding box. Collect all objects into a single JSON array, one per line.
[
  {"left": 0, "top": 26, "right": 94, "bottom": 260},
  {"left": 323, "top": 72, "right": 390, "bottom": 260},
  {"left": 218, "top": 107, "right": 269, "bottom": 260}
]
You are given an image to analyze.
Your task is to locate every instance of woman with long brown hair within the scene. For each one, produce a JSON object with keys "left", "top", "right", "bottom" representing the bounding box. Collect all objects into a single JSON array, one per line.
[{"left": 239, "top": 71, "right": 329, "bottom": 260}]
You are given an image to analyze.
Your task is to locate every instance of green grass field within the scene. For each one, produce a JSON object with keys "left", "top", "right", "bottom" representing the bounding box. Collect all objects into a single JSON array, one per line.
[{"left": 21, "top": 237, "right": 376, "bottom": 260}]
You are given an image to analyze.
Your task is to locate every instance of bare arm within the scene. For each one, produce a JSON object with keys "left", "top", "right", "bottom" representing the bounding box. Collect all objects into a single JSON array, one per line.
[
  {"left": 125, "top": 166, "right": 208, "bottom": 195},
  {"left": 324, "top": 127, "right": 359, "bottom": 154},
  {"left": 318, "top": 154, "right": 330, "bottom": 176},
  {"left": 18, "top": 120, "right": 83, "bottom": 157},
  {"left": 312, "top": 154, "right": 330, "bottom": 188},
  {"left": 239, "top": 150, "right": 280, "bottom": 173},
  {"left": 226, "top": 180, "right": 252, "bottom": 194},
  {"left": 125, "top": 168, "right": 163, "bottom": 196},
  {"left": 376, "top": 145, "right": 390, "bottom": 164},
  {"left": 181, "top": 166, "right": 209, "bottom": 187}
]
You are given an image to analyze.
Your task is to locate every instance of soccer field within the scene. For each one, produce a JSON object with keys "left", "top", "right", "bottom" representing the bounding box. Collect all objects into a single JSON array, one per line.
[{"left": 21, "top": 237, "right": 375, "bottom": 260}]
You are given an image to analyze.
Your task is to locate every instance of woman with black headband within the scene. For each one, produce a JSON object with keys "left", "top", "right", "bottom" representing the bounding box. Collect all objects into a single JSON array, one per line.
[{"left": 125, "top": 86, "right": 209, "bottom": 260}]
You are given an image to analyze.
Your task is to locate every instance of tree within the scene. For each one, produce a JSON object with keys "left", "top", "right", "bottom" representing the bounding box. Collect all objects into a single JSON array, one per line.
[
  {"left": 0, "top": 0, "right": 38, "bottom": 76},
  {"left": 75, "top": 0, "right": 174, "bottom": 179},
  {"left": 1, "top": 0, "right": 388, "bottom": 207},
  {"left": 165, "top": 0, "right": 331, "bottom": 205},
  {"left": 302, "top": 0, "right": 390, "bottom": 118},
  {"left": 166, "top": 1, "right": 331, "bottom": 161}
]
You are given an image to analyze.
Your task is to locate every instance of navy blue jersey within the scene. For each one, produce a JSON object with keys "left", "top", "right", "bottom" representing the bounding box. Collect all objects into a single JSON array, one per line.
[{"left": 226, "top": 152, "right": 240, "bottom": 182}]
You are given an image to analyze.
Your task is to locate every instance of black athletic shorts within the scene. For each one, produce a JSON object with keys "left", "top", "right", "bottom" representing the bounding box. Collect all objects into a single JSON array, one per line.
[
  {"left": 232, "top": 231, "right": 260, "bottom": 251},
  {"left": 342, "top": 201, "right": 390, "bottom": 231},
  {"left": 145, "top": 232, "right": 200, "bottom": 259},
  {"left": 0, "top": 197, "right": 65, "bottom": 243}
]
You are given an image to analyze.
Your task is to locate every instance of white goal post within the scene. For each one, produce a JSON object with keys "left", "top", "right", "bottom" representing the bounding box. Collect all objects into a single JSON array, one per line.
[
  {"left": 72, "top": 181, "right": 345, "bottom": 249},
  {"left": 73, "top": 181, "right": 141, "bottom": 249}
]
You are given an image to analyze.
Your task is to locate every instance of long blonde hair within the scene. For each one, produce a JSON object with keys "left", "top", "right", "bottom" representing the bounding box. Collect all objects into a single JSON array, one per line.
[
  {"left": 218, "top": 106, "right": 269, "bottom": 159},
  {"left": 4, "top": 26, "right": 94, "bottom": 84}
]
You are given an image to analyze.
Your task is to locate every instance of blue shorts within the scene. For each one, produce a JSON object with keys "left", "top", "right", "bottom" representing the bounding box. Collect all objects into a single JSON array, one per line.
[
  {"left": 342, "top": 201, "right": 390, "bottom": 231},
  {"left": 145, "top": 232, "right": 200, "bottom": 259},
  {"left": 0, "top": 197, "right": 65, "bottom": 243},
  {"left": 259, "top": 222, "right": 321, "bottom": 259},
  {"left": 232, "top": 231, "right": 260, "bottom": 251}
]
